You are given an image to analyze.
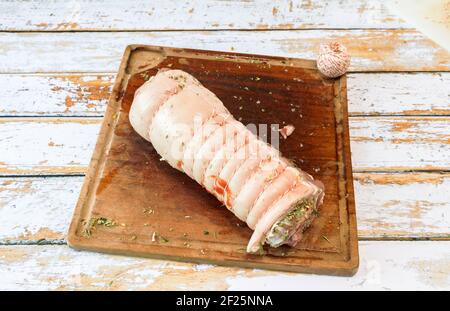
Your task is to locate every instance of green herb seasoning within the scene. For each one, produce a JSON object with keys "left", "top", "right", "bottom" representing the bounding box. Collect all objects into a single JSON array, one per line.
[
  {"left": 265, "top": 199, "right": 315, "bottom": 247},
  {"left": 159, "top": 235, "right": 169, "bottom": 243},
  {"left": 82, "top": 216, "right": 117, "bottom": 238},
  {"left": 168, "top": 74, "right": 187, "bottom": 89}
]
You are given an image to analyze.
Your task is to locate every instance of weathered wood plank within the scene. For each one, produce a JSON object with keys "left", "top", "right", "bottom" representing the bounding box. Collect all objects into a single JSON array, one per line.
[
  {"left": 1, "top": 173, "right": 448, "bottom": 243},
  {"left": 1, "top": 117, "right": 448, "bottom": 175},
  {"left": 1, "top": 73, "right": 449, "bottom": 117},
  {"left": 0, "top": 0, "right": 406, "bottom": 31},
  {"left": 350, "top": 116, "right": 450, "bottom": 171},
  {"left": 0, "top": 242, "right": 448, "bottom": 290},
  {"left": 0, "top": 118, "right": 100, "bottom": 175},
  {"left": 0, "top": 177, "right": 82, "bottom": 243},
  {"left": 347, "top": 73, "right": 450, "bottom": 116},
  {"left": 354, "top": 173, "right": 450, "bottom": 238},
  {"left": 0, "top": 74, "right": 114, "bottom": 116},
  {"left": 0, "top": 30, "right": 448, "bottom": 73}
]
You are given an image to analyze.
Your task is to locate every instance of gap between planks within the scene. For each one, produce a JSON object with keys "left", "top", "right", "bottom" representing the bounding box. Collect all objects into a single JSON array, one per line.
[{"left": 0, "top": 28, "right": 416, "bottom": 33}]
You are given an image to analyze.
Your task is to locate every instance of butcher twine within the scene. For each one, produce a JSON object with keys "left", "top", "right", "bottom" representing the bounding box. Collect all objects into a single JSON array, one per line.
[{"left": 317, "top": 41, "right": 350, "bottom": 78}]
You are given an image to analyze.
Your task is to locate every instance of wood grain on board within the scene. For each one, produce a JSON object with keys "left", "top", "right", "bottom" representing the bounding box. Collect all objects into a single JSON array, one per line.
[
  {"left": 1, "top": 173, "right": 449, "bottom": 243},
  {"left": 0, "top": 0, "right": 406, "bottom": 31},
  {"left": 1, "top": 30, "right": 449, "bottom": 73},
  {"left": 1, "top": 73, "right": 449, "bottom": 117},
  {"left": 0, "top": 242, "right": 448, "bottom": 290},
  {"left": 1, "top": 116, "right": 448, "bottom": 175}
]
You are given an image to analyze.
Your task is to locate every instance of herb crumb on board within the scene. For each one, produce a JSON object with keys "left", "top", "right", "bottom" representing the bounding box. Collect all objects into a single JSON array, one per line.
[
  {"left": 322, "top": 235, "right": 332, "bottom": 245},
  {"left": 82, "top": 217, "right": 117, "bottom": 238},
  {"left": 151, "top": 231, "right": 169, "bottom": 243},
  {"left": 143, "top": 207, "right": 154, "bottom": 215}
]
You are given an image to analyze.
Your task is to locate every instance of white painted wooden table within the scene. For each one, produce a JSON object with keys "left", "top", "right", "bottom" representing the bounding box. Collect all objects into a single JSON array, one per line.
[{"left": 0, "top": 0, "right": 449, "bottom": 290}]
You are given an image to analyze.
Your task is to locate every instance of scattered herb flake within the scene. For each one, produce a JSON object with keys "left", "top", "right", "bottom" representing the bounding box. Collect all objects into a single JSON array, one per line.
[
  {"left": 143, "top": 207, "right": 154, "bottom": 215},
  {"left": 82, "top": 216, "right": 117, "bottom": 238},
  {"left": 159, "top": 235, "right": 169, "bottom": 243}
]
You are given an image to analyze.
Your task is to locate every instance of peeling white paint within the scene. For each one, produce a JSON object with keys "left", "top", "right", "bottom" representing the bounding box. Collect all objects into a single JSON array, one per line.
[
  {"left": 0, "top": 74, "right": 113, "bottom": 116},
  {"left": 347, "top": 73, "right": 450, "bottom": 115},
  {"left": 0, "top": 0, "right": 406, "bottom": 32},
  {"left": 0, "top": 242, "right": 448, "bottom": 290},
  {"left": 0, "top": 177, "right": 83, "bottom": 241},
  {"left": 350, "top": 117, "right": 450, "bottom": 171},
  {"left": 1, "top": 173, "right": 449, "bottom": 243},
  {"left": 225, "top": 241, "right": 450, "bottom": 290},
  {"left": 0, "top": 30, "right": 448, "bottom": 73},
  {"left": 0, "top": 118, "right": 100, "bottom": 174}
]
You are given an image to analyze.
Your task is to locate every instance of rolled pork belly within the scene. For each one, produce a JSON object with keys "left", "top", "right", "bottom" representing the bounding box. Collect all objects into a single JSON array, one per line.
[{"left": 129, "top": 69, "right": 324, "bottom": 253}]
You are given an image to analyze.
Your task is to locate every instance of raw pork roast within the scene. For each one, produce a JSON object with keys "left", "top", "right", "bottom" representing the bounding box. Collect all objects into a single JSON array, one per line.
[{"left": 129, "top": 69, "right": 324, "bottom": 253}]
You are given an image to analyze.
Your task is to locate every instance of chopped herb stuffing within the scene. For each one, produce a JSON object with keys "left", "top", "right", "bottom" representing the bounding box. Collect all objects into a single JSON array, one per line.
[{"left": 265, "top": 199, "right": 315, "bottom": 247}]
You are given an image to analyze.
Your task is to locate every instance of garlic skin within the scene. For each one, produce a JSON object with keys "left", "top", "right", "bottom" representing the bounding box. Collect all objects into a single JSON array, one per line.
[{"left": 317, "top": 42, "right": 350, "bottom": 78}]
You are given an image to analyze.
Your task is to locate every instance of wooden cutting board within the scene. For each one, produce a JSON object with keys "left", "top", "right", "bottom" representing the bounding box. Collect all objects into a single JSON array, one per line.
[{"left": 68, "top": 45, "right": 359, "bottom": 276}]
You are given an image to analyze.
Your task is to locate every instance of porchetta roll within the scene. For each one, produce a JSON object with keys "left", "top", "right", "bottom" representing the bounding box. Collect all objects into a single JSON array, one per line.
[{"left": 129, "top": 69, "right": 324, "bottom": 253}]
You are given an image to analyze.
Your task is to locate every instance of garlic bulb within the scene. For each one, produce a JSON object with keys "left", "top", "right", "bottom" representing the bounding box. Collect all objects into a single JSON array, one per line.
[{"left": 317, "top": 42, "right": 350, "bottom": 78}]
